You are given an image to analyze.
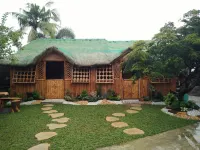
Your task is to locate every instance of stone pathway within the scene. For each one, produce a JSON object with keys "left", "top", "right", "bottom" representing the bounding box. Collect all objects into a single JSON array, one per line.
[
  {"left": 28, "top": 143, "right": 50, "bottom": 150},
  {"left": 41, "top": 107, "right": 52, "bottom": 111},
  {"left": 106, "top": 116, "right": 119, "bottom": 122},
  {"left": 106, "top": 104, "right": 145, "bottom": 136},
  {"left": 130, "top": 107, "right": 142, "bottom": 111},
  {"left": 52, "top": 117, "right": 70, "bottom": 123},
  {"left": 112, "top": 113, "right": 125, "bottom": 117},
  {"left": 123, "top": 128, "right": 144, "bottom": 135},
  {"left": 111, "top": 122, "right": 128, "bottom": 128},
  {"left": 28, "top": 104, "right": 70, "bottom": 149},
  {"left": 126, "top": 110, "right": 138, "bottom": 114},
  {"left": 47, "top": 123, "right": 67, "bottom": 130},
  {"left": 49, "top": 113, "right": 64, "bottom": 118},
  {"left": 43, "top": 110, "right": 58, "bottom": 114},
  {"left": 35, "top": 132, "right": 57, "bottom": 141}
]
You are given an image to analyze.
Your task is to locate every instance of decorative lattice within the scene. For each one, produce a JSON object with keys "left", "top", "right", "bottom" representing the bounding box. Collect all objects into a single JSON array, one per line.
[
  {"left": 96, "top": 65, "right": 114, "bottom": 83},
  {"left": 72, "top": 67, "right": 90, "bottom": 83},
  {"left": 113, "top": 61, "right": 121, "bottom": 78},
  {"left": 12, "top": 67, "right": 36, "bottom": 83},
  {"left": 36, "top": 61, "right": 45, "bottom": 79},
  {"left": 64, "top": 62, "right": 72, "bottom": 79}
]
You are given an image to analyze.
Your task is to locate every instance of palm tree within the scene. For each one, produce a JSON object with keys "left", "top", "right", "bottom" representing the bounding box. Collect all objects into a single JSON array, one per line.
[
  {"left": 56, "top": 28, "right": 75, "bottom": 39},
  {"left": 11, "top": 1, "right": 60, "bottom": 42}
]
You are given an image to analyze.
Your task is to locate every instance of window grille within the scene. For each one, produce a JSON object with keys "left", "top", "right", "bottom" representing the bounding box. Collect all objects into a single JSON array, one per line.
[
  {"left": 96, "top": 65, "right": 114, "bottom": 83},
  {"left": 12, "top": 67, "right": 36, "bottom": 83},
  {"left": 72, "top": 67, "right": 90, "bottom": 83}
]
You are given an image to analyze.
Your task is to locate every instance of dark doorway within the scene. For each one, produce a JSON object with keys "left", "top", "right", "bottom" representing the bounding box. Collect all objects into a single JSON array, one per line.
[{"left": 46, "top": 61, "right": 64, "bottom": 79}]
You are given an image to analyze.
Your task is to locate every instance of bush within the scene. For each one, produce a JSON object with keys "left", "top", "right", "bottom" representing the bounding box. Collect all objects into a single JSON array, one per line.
[
  {"left": 77, "top": 90, "right": 89, "bottom": 100},
  {"left": 65, "top": 89, "right": 72, "bottom": 97},
  {"left": 164, "top": 93, "right": 178, "bottom": 107},
  {"left": 26, "top": 97, "right": 34, "bottom": 101},
  {"left": 32, "top": 91, "right": 40, "bottom": 100},
  {"left": 106, "top": 89, "right": 120, "bottom": 101},
  {"left": 171, "top": 100, "right": 180, "bottom": 110},
  {"left": 64, "top": 95, "right": 72, "bottom": 101},
  {"left": 143, "top": 96, "right": 150, "bottom": 101},
  {"left": 187, "top": 101, "right": 199, "bottom": 110}
]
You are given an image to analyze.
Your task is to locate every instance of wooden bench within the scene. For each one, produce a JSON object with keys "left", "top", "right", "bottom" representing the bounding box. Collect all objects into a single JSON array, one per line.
[{"left": 0, "top": 92, "right": 21, "bottom": 113}]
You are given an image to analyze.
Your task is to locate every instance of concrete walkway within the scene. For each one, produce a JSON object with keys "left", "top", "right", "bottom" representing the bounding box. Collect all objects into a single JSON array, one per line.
[{"left": 98, "top": 124, "right": 200, "bottom": 150}]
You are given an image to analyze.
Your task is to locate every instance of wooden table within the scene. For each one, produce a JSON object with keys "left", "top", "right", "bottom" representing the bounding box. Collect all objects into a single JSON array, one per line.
[{"left": 0, "top": 97, "right": 21, "bottom": 113}]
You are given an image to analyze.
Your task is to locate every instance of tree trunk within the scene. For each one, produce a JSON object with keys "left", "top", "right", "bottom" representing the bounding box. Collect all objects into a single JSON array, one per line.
[{"left": 178, "top": 68, "right": 200, "bottom": 99}]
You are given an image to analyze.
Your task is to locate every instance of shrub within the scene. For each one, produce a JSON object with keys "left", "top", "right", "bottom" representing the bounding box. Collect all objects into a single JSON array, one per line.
[
  {"left": 187, "top": 101, "right": 199, "bottom": 110},
  {"left": 27, "top": 97, "right": 34, "bottom": 101},
  {"left": 64, "top": 95, "right": 72, "bottom": 101},
  {"left": 143, "top": 96, "right": 150, "bottom": 101},
  {"left": 106, "top": 89, "right": 120, "bottom": 101},
  {"left": 32, "top": 91, "right": 40, "bottom": 100},
  {"left": 77, "top": 90, "right": 89, "bottom": 100},
  {"left": 164, "top": 93, "right": 178, "bottom": 107},
  {"left": 171, "top": 100, "right": 180, "bottom": 110},
  {"left": 65, "top": 89, "right": 72, "bottom": 97}
]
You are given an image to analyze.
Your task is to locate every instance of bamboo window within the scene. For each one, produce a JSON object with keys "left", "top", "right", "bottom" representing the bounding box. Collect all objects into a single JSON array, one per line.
[
  {"left": 72, "top": 67, "right": 90, "bottom": 83},
  {"left": 12, "top": 67, "right": 36, "bottom": 83},
  {"left": 96, "top": 65, "right": 114, "bottom": 83}
]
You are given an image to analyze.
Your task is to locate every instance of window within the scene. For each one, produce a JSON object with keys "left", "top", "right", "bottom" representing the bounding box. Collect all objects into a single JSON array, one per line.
[
  {"left": 72, "top": 67, "right": 90, "bottom": 83},
  {"left": 12, "top": 67, "right": 36, "bottom": 83},
  {"left": 96, "top": 65, "right": 114, "bottom": 83},
  {"left": 46, "top": 61, "right": 64, "bottom": 79}
]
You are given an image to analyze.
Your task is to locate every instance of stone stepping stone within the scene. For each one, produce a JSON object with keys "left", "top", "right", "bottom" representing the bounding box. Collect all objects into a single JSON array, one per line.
[
  {"left": 43, "top": 104, "right": 54, "bottom": 107},
  {"left": 111, "top": 122, "right": 128, "bottom": 128},
  {"left": 130, "top": 107, "right": 142, "bottom": 111},
  {"left": 35, "top": 132, "right": 57, "bottom": 141},
  {"left": 106, "top": 116, "right": 119, "bottom": 122},
  {"left": 126, "top": 109, "right": 139, "bottom": 114},
  {"left": 43, "top": 110, "right": 58, "bottom": 114},
  {"left": 28, "top": 143, "right": 50, "bottom": 150},
  {"left": 112, "top": 113, "right": 125, "bottom": 117},
  {"left": 52, "top": 117, "right": 70, "bottom": 123},
  {"left": 49, "top": 113, "right": 64, "bottom": 118},
  {"left": 123, "top": 128, "right": 144, "bottom": 135},
  {"left": 47, "top": 123, "right": 67, "bottom": 130},
  {"left": 41, "top": 107, "right": 52, "bottom": 111}
]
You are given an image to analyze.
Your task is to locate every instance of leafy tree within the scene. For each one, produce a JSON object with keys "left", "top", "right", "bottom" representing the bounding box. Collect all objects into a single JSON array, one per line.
[
  {"left": 0, "top": 13, "right": 22, "bottom": 60},
  {"left": 56, "top": 27, "right": 75, "bottom": 39},
  {"left": 11, "top": 1, "right": 60, "bottom": 42},
  {"left": 124, "top": 10, "right": 200, "bottom": 99}
]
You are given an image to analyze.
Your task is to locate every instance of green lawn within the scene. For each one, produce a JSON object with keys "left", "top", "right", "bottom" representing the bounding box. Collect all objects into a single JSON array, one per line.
[{"left": 0, "top": 104, "right": 197, "bottom": 150}]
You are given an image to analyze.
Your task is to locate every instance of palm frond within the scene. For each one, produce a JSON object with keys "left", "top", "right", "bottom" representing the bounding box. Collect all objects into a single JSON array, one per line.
[
  {"left": 45, "top": 1, "right": 54, "bottom": 7},
  {"left": 39, "top": 22, "right": 58, "bottom": 38}
]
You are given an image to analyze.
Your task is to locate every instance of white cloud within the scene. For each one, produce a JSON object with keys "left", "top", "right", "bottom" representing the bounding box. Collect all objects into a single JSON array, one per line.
[{"left": 0, "top": 0, "right": 199, "bottom": 45}]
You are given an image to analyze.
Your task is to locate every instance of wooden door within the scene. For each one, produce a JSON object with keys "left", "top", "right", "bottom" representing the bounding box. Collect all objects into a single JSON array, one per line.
[
  {"left": 46, "top": 80, "right": 64, "bottom": 99},
  {"left": 123, "top": 80, "right": 139, "bottom": 99}
]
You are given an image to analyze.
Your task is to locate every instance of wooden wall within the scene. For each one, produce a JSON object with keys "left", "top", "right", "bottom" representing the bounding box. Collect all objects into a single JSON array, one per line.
[
  {"left": 9, "top": 51, "right": 176, "bottom": 99},
  {"left": 152, "top": 78, "right": 176, "bottom": 95}
]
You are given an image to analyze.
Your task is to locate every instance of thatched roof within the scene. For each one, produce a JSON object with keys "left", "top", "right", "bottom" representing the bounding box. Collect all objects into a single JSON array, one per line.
[{"left": 0, "top": 39, "right": 134, "bottom": 66}]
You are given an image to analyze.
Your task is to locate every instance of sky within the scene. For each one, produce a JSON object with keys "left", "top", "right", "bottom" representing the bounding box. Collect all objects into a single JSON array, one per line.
[{"left": 0, "top": 0, "right": 200, "bottom": 45}]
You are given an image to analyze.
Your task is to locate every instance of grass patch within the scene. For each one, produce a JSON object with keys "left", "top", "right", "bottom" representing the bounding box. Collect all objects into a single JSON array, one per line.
[{"left": 0, "top": 104, "right": 197, "bottom": 150}]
